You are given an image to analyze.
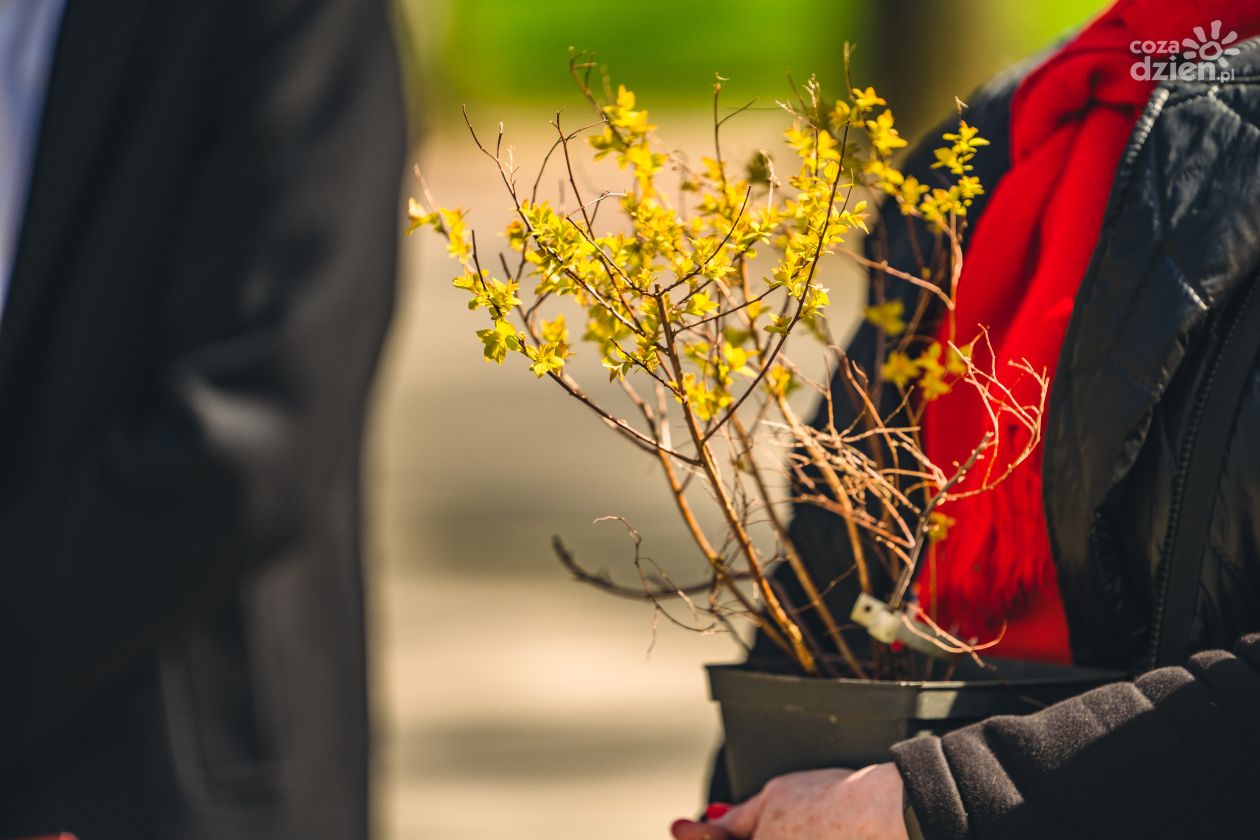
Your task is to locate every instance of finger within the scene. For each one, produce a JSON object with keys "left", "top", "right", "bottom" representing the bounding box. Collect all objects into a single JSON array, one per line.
[
  {"left": 670, "top": 818, "right": 734, "bottom": 840},
  {"left": 710, "top": 787, "right": 769, "bottom": 838}
]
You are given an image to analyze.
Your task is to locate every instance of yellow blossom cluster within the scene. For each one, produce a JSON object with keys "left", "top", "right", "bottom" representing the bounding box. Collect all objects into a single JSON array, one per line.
[
  {"left": 407, "top": 65, "right": 988, "bottom": 425},
  {"left": 864, "top": 115, "right": 989, "bottom": 228},
  {"left": 881, "top": 340, "right": 972, "bottom": 401}
]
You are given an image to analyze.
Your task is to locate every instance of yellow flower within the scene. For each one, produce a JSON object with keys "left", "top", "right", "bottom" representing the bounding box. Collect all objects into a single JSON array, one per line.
[
  {"left": 405, "top": 197, "right": 435, "bottom": 236},
  {"left": 830, "top": 100, "right": 851, "bottom": 128},
  {"left": 926, "top": 511, "right": 956, "bottom": 542},
  {"left": 897, "top": 176, "right": 928, "bottom": 211},
  {"left": 722, "top": 342, "right": 755, "bottom": 377},
  {"left": 525, "top": 344, "right": 567, "bottom": 378},
  {"left": 919, "top": 368, "right": 952, "bottom": 401},
  {"left": 945, "top": 343, "right": 970, "bottom": 376},
  {"left": 932, "top": 120, "right": 989, "bottom": 176},
  {"left": 852, "top": 86, "right": 887, "bottom": 111},
  {"left": 815, "top": 129, "right": 842, "bottom": 162},
  {"left": 866, "top": 110, "right": 907, "bottom": 156},
  {"left": 684, "top": 292, "right": 719, "bottom": 318},
  {"left": 678, "top": 372, "right": 731, "bottom": 421},
  {"left": 957, "top": 175, "right": 984, "bottom": 202},
  {"left": 865, "top": 158, "right": 904, "bottom": 188},
  {"left": 476, "top": 320, "right": 521, "bottom": 364},
  {"left": 864, "top": 299, "right": 906, "bottom": 336},
  {"left": 765, "top": 364, "right": 797, "bottom": 397},
  {"left": 915, "top": 342, "right": 953, "bottom": 400},
  {"left": 881, "top": 351, "right": 918, "bottom": 387},
  {"left": 540, "top": 314, "right": 569, "bottom": 344}
]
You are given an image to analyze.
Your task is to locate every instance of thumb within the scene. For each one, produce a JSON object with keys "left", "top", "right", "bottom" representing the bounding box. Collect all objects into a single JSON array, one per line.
[{"left": 710, "top": 787, "right": 769, "bottom": 838}]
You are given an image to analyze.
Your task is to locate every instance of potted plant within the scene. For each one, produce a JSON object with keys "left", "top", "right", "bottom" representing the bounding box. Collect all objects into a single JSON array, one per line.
[{"left": 408, "top": 50, "right": 1123, "bottom": 803}]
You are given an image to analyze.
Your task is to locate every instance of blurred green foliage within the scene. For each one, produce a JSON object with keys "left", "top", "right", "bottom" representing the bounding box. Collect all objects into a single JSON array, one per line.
[
  {"left": 397, "top": 0, "right": 1109, "bottom": 136},
  {"left": 423, "top": 0, "right": 862, "bottom": 107}
]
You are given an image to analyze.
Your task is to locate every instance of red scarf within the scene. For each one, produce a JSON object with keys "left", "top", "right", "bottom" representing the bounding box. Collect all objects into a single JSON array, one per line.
[{"left": 920, "top": 0, "right": 1260, "bottom": 662}]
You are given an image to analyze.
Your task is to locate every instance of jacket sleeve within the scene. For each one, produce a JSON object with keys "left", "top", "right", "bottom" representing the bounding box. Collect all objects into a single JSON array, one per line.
[
  {"left": 0, "top": 0, "right": 405, "bottom": 772},
  {"left": 893, "top": 633, "right": 1260, "bottom": 839}
]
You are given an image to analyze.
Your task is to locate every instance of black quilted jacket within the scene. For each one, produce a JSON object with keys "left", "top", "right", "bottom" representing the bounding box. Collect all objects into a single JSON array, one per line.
[{"left": 772, "top": 37, "right": 1260, "bottom": 839}]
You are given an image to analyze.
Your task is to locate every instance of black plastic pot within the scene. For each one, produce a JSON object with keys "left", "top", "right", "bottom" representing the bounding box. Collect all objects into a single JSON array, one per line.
[{"left": 708, "top": 657, "right": 1125, "bottom": 800}]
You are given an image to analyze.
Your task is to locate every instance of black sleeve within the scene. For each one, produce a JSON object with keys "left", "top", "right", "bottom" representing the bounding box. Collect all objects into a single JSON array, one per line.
[
  {"left": 894, "top": 634, "right": 1260, "bottom": 839},
  {"left": 0, "top": 0, "right": 405, "bottom": 771}
]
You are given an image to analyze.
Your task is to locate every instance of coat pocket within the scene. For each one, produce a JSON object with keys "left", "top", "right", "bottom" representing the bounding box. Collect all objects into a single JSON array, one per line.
[{"left": 159, "top": 587, "right": 281, "bottom": 803}]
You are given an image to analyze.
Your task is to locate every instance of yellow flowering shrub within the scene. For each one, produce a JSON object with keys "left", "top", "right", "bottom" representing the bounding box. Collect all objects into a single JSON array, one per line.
[{"left": 408, "top": 51, "right": 1046, "bottom": 679}]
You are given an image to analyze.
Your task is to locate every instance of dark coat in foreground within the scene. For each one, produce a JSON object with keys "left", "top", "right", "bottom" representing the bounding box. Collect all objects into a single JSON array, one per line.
[
  {"left": 0, "top": 1, "right": 404, "bottom": 838},
  {"left": 759, "top": 37, "right": 1260, "bottom": 840}
]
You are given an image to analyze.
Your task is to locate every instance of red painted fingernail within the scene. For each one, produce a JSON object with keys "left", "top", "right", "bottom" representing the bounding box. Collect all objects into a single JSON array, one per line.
[
  {"left": 706, "top": 803, "right": 732, "bottom": 820},
  {"left": 671, "top": 818, "right": 696, "bottom": 836}
]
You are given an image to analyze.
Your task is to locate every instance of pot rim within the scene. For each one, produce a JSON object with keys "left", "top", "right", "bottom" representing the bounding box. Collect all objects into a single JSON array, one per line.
[{"left": 705, "top": 658, "right": 1129, "bottom": 691}]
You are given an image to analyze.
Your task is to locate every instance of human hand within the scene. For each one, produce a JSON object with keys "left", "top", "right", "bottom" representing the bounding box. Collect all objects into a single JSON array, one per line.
[{"left": 670, "top": 763, "right": 909, "bottom": 840}]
